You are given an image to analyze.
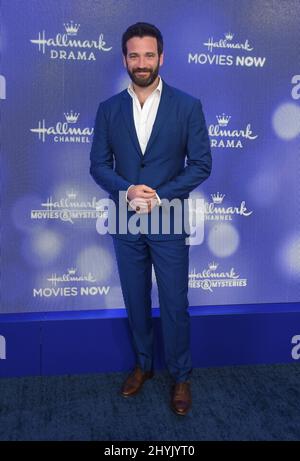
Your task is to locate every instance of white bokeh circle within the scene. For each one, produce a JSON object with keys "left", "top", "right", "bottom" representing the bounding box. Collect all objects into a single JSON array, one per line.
[
  {"left": 22, "top": 229, "right": 63, "bottom": 267},
  {"left": 207, "top": 223, "right": 240, "bottom": 257},
  {"left": 277, "top": 233, "right": 300, "bottom": 279},
  {"left": 272, "top": 102, "right": 300, "bottom": 140},
  {"left": 11, "top": 194, "right": 46, "bottom": 233}
]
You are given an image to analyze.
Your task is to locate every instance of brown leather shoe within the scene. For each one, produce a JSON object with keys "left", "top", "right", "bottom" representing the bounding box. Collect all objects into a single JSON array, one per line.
[
  {"left": 171, "top": 382, "right": 192, "bottom": 416},
  {"left": 121, "top": 366, "right": 154, "bottom": 398}
]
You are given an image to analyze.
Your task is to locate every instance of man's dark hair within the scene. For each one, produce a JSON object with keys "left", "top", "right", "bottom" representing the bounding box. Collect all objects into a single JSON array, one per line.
[{"left": 122, "top": 22, "right": 163, "bottom": 56}]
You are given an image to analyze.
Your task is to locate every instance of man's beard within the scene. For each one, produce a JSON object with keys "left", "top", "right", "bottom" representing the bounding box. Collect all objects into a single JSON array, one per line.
[{"left": 126, "top": 61, "right": 160, "bottom": 88}]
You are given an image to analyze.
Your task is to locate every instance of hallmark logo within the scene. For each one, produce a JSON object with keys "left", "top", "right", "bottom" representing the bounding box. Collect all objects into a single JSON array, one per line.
[
  {"left": 30, "top": 190, "right": 107, "bottom": 224},
  {"left": 0, "top": 335, "right": 6, "bottom": 360},
  {"left": 47, "top": 267, "right": 97, "bottom": 287},
  {"left": 204, "top": 193, "right": 253, "bottom": 221},
  {"left": 0, "top": 75, "right": 6, "bottom": 100},
  {"left": 189, "top": 262, "right": 247, "bottom": 292},
  {"left": 188, "top": 31, "right": 266, "bottom": 68},
  {"left": 204, "top": 32, "right": 254, "bottom": 53},
  {"left": 33, "top": 267, "right": 110, "bottom": 298},
  {"left": 30, "top": 20, "right": 112, "bottom": 61},
  {"left": 209, "top": 114, "right": 258, "bottom": 148},
  {"left": 31, "top": 110, "right": 93, "bottom": 143}
]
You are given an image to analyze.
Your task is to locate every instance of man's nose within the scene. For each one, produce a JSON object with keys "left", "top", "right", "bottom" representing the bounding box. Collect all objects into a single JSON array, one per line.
[{"left": 137, "top": 56, "right": 146, "bottom": 68}]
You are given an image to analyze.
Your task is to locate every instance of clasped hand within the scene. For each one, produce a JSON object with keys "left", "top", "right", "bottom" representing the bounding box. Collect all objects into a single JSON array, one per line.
[{"left": 127, "top": 184, "right": 158, "bottom": 213}]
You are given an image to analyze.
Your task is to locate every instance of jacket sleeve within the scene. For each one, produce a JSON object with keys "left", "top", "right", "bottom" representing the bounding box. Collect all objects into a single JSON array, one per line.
[
  {"left": 156, "top": 99, "right": 212, "bottom": 201},
  {"left": 90, "top": 103, "right": 132, "bottom": 195}
]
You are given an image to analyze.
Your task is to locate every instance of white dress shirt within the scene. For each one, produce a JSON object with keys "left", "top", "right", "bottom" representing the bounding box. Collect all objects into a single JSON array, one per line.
[
  {"left": 125, "top": 76, "right": 162, "bottom": 205},
  {"left": 128, "top": 75, "right": 162, "bottom": 154}
]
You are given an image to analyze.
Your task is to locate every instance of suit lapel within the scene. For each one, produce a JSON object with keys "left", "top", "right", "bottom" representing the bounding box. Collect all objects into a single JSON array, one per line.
[
  {"left": 143, "top": 81, "right": 173, "bottom": 157},
  {"left": 120, "top": 80, "right": 174, "bottom": 159},
  {"left": 121, "top": 91, "right": 143, "bottom": 159}
]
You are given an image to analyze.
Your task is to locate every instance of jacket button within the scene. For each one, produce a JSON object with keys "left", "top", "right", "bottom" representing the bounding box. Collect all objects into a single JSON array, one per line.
[{"left": 141, "top": 163, "right": 145, "bottom": 168}]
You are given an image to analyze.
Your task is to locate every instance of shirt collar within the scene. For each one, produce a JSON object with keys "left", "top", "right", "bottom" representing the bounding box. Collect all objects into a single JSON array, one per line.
[{"left": 127, "top": 76, "right": 163, "bottom": 98}]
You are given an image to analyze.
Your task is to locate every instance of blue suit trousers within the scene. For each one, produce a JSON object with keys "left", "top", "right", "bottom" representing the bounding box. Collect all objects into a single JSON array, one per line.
[{"left": 112, "top": 234, "right": 193, "bottom": 383}]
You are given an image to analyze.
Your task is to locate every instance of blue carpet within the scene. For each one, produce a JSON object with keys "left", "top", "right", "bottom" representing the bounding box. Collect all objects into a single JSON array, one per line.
[{"left": 0, "top": 363, "right": 300, "bottom": 441}]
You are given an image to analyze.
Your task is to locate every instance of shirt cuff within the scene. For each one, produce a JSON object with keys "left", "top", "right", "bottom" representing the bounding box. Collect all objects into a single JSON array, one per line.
[
  {"left": 155, "top": 192, "right": 162, "bottom": 206},
  {"left": 126, "top": 184, "right": 135, "bottom": 203}
]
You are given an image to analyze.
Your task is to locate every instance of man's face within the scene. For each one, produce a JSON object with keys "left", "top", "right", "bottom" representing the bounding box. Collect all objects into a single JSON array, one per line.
[{"left": 123, "top": 36, "right": 163, "bottom": 88}]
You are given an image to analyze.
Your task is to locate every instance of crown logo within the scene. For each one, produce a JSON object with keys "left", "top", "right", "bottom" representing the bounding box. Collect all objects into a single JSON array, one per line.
[
  {"left": 64, "top": 110, "right": 80, "bottom": 123},
  {"left": 67, "top": 190, "right": 77, "bottom": 199},
  {"left": 208, "top": 262, "right": 218, "bottom": 270},
  {"left": 216, "top": 113, "right": 231, "bottom": 127},
  {"left": 211, "top": 192, "right": 225, "bottom": 204},
  {"left": 63, "top": 21, "right": 80, "bottom": 36},
  {"left": 68, "top": 268, "right": 77, "bottom": 275},
  {"left": 225, "top": 32, "right": 234, "bottom": 40}
]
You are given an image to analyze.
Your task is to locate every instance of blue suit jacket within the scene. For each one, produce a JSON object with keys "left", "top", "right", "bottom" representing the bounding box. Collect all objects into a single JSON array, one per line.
[{"left": 90, "top": 80, "right": 212, "bottom": 240}]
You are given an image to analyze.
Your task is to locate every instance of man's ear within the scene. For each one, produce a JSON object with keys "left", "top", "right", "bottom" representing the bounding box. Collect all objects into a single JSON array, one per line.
[
  {"left": 159, "top": 52, "right": 164, "bottom": 67},
  {"left": 122, "top": 55, "right": 127, "bottom": 68}
]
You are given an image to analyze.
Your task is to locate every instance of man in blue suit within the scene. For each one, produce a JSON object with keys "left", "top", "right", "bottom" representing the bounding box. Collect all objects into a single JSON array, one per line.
[{"left": 90, "top": 22, "right": 212, "bottom": 415}]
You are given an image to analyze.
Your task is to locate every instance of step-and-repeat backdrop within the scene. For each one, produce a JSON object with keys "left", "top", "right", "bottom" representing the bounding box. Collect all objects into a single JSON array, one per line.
[{"left": 1, "top": 0, "right": 300, "bottom": 314}]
